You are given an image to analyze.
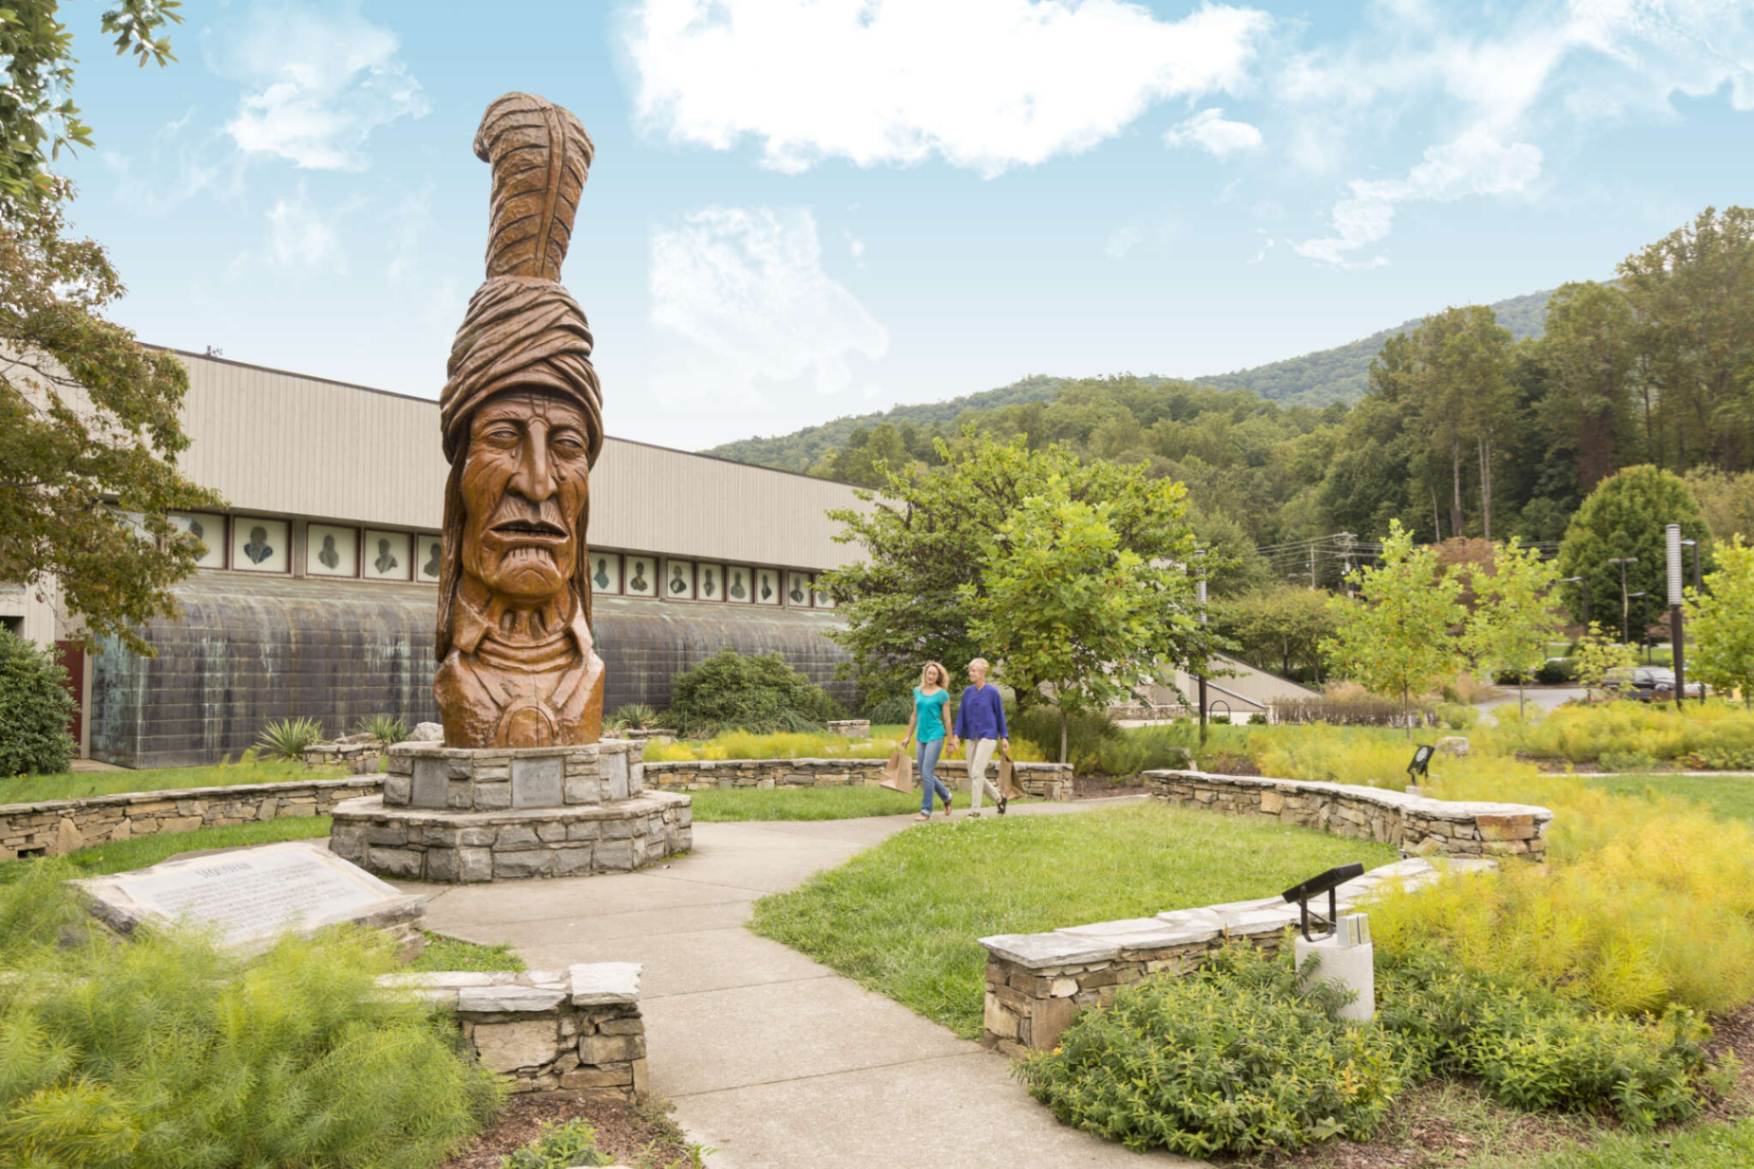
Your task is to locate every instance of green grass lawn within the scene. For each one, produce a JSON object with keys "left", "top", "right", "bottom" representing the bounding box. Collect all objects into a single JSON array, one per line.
[
  {"left": 0, "top": 815, "right": 332, "bottom": 882},
  {"left": 0, "top": 759, "right": 352, "bottom": 804},
  {"left": 751, "top": 802, "right": 1397, "bottom": 1038},
  {"left": 1471, "top": 1117, "right": 1754, "bottom": 1169},
  {"left": 688, "top": 783, "right": 1007, "bottom": 821},
  {"left": 408, "top": 931, "right": 527, "bottom": 973},
  {"left": 1585, "top": 773, "right": 1754, "bottom": 824}
]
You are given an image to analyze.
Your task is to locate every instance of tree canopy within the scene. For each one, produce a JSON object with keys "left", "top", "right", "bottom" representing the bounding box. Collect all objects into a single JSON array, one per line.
[{"left": 1555, "top": 465, "right": 1708, "bottom": 638}]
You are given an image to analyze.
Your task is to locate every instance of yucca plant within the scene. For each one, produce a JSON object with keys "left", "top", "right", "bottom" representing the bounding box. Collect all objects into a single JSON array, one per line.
[
  {"left": 255, "top": 716, "right": 325, "bottom": 760},
  {"left": 353, "top": 713, "right": 409, "bottom": 747},
  {"left": 611, "top": 703, "right": 659, "bottom": 730}
]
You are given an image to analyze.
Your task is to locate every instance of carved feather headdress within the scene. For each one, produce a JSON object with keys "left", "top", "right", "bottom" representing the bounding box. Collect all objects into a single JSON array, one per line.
[{"left": 439, "top": 93, "right": 603, "bottom": 466}]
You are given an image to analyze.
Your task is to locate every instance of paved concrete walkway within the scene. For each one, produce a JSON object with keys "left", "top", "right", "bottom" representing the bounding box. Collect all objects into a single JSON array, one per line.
[{"left": 414, "top": 797, "right": 1200, "bottom": 1169}]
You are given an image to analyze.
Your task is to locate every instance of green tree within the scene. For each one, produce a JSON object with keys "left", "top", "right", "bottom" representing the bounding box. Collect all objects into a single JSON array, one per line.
[
  {"left": 1686, "top": 536, "right": 1754, "bottom": 708},
  {"left": 822, "top": 432, "right": 1201, "bottom": 710},
  {"left": 1535, "top": 281, "right": 1638, "bottom": 493},
  {"left": 1465, "top": 537, "right": 1566, "bottom": 716},
  {"left": 1618, "top": 206, "right": 1754, "bottom": 470},
  {"left": 2, "top": 195, "right": 221, "bottom": 652},
  {"left": 1410, "top": 306, "right": 1519, "bottom": 539},
  {"left": 1212, "top": 584, "right": 1336, "bottom": 681},
  {"left": 1555, "top": 465, "right": 1709, "bottom": 638},
  {"left": 1, "top": 0, "right": 182, "bottom": 208},
  {"left": 1323, "top": 520, "right": 1465, "bottom": 732},
  {"left": 1683, "top": 467, "right": 1754, "bottom": 542},
  {"left": 968, "top": 477, "right": 1205, "bottom": 762},
  {"left": 0, "top": 626, "right": 75, "bottom": 775},
  {"left": 1574, "top": 621, "right": 1639, "bottom": 695}
]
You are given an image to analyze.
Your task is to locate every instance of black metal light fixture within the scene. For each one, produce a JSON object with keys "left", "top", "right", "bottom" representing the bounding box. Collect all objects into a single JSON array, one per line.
[{"left": 1281, "top": 862, "right": 1366, "bottom": 943}]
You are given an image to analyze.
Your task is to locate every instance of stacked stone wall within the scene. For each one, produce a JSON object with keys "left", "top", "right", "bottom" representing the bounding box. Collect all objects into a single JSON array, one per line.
[
  {"left": 0, "top": 777, "right": 380, "bottom": 861},
  {"left": 980, "top": 857, "right": 1497, "bottom": 1056},
  {"left": 643, "top": 757, "right": 1075, "bottom": 801},
  {"left": 386, "top": 963, "right": 647, "bottom": 1097},
  {"left": 1144, "top": 769, "right": 1548, "bottom": 859}
]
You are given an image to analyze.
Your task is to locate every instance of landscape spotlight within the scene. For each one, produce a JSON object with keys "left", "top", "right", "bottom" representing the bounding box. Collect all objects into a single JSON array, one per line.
[{"left": 1281, "top": 862, "right": 1366, "bottom": 943}]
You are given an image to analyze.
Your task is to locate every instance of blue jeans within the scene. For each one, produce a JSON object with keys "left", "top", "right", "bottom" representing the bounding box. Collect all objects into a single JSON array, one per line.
[{"left": 917, "top": 737, "right": 951, "bottom": 813}]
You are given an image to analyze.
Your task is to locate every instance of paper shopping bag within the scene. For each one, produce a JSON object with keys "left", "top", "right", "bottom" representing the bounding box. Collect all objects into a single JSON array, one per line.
[
  {"left": 997, "top": 753, "right": 1024, "bottom": 800},
  {"left": 879, "top": 749, "right": 914, "bottom": 792}
]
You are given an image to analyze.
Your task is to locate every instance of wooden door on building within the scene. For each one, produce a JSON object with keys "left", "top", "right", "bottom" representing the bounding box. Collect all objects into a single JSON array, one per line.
[{"left": 55, "top": 641, "right": 83, "bottom": 753}]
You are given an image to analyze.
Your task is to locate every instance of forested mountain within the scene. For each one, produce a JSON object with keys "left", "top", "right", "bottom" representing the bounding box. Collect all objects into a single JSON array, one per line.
[
  {"left": 706, "top": 289, "right": 1555, "bottom": 470},
  {"left": 1193, "top": 288, "right": 1554, "bottom": 405}
]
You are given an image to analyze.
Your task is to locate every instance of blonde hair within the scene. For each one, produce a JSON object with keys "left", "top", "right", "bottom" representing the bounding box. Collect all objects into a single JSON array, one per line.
[
  {"left": 968, "top": 657, "right": 990, "bottom": 673},
  {"left": 919, "top": 661, "right": 948, "bottom": 688}
]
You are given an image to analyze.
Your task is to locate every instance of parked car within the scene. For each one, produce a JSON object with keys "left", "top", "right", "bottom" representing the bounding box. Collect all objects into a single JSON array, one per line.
[{"left": 1601, "top": 666, "right": 1705, "bottom": 701}]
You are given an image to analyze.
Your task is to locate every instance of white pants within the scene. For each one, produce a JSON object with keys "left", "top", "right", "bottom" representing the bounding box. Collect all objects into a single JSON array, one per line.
[{"left": 966, "top": 737, "right": 1002, "bottom": 810}]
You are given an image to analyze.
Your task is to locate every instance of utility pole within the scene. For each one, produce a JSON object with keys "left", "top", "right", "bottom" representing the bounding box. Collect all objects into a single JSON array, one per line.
[
  {"left": 1667, "top": 525, "right": 1687, "bottom": 711},
  {"left": 1196, "top": 551, "right": 1209, "bottom": 746},
  {"left": 1607, "top": 557, "right": 1637, "bottom": 643},
  {"left": 1309, "top": 544, "right": 1317, "bottom": 589}
]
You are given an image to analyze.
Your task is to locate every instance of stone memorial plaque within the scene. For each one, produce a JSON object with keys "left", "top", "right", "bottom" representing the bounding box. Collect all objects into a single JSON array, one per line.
[
  {"left": 76, "top": 841, "right": 425, "bottom": 950},
  {"left": 512, "top": 756, "right": 564, "bottom": 807},
  {"left": 411, "top": 755, "right": 450, "bottom": 807}
]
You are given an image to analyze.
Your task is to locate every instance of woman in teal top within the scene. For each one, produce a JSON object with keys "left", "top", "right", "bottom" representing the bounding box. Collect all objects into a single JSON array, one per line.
[{"left": 902, "top": 661, "right": 955, "bottom": 820}]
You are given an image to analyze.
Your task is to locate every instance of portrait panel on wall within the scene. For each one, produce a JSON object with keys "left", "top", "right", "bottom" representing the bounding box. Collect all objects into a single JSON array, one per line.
[
  {"left": 417, "top": 534, "right": 443, "bottom": 583},
  {"left": 664, "top": 558, "right": 695, "bottom": 600},
  {"left": 786, "top": 571, "right": 812, "bottom": 606},
  {"left": 724, "top": 564, "right": 753, "bottom": 602},
  {"left": 624, "top": 555, "right": 656, "bottom": 597},
  {"left": 590, "top": 551, "right": 622, "bottom": 595},
  {"left": 696, "top": 562, "right": 726, "bottom": 601},
  {"left": 230, "top": 517, "right": 289, "bottom": 573},
  {"left": 169, "top": 512, "right": 226, "bottom": 568},
  {"left": 812, "top": 576, "right": 836, "bottom": 609},
  {"left": 306, "top": 523, "right": 359, "bottom": 578},
  {"left": 363, "top": 530, "right": 412, "bottom": 581},
  {"left": 753, "top": 567, "right": 780, "bottom": 605}
]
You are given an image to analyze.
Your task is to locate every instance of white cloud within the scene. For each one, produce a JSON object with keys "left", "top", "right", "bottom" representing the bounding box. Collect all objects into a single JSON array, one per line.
[
  {"left": 648, "top": 207, "right": 888, "bottom": 428},
  {"left": 266, "top": 186, "right": 343, "bottom": 271},
  {"left": 625, "top": 0, "right": 1271, "bottom": 176},
  {"left": 1163, "top": 107, "right": 1263, "bottom": 156},
  {"left": 1296, "top": 130, "right": 1541, "bottom": 267},
  {"left": 1104, "top": 223, "right": 1145, "bottom": 259},
  {"left": 219, "top": 5, "right": 428, "bottom": 170}
]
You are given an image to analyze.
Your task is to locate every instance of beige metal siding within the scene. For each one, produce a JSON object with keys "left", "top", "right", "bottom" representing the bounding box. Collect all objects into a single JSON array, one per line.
[{"left": 173, "top": 350, "right": 867, "bottom": 570}]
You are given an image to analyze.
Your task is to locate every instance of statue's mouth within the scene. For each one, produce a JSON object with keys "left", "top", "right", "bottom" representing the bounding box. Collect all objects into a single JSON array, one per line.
[{"left": 490, "top": 519, "right": 568, "bottom": 545}]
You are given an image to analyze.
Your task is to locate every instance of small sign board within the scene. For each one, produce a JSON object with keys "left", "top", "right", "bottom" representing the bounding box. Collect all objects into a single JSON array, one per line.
[{"left": 75, "top": 841, "right": 425, "bottom": 950}]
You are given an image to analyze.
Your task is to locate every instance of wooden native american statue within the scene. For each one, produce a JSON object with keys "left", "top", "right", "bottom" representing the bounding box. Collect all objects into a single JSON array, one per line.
[{"left": 434, "top": 93, "right": 605, "bottom": 748}]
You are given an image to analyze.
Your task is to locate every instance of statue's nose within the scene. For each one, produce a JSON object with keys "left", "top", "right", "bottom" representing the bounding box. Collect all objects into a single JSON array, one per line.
[{"left": 509, "top": 428, "right": 556, "bottom": 502}]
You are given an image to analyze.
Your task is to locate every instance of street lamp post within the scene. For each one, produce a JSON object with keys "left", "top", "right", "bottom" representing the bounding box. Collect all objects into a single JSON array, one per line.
[
  {"left": 1560, "top": 576, "right": 1591, "bottom": 631},
  {"left": 1607, "top": 557, "right": 1638, "bottom": 644},
  {"left": 1196, "top": 551, "right": 1209, "bottom": 746},
  {"left": 1667, "top": 525, "right": 1688, "bottom": 711}
]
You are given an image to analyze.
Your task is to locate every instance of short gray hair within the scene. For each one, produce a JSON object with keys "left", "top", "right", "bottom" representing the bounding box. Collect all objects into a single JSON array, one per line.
[{"left": 968, "top": 657, "right": 990, "bottom": 671}]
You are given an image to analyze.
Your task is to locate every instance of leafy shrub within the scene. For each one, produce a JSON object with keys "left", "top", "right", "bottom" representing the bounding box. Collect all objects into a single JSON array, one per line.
[
  {"left": 1374, "top": 778, "right": 1754, "bottom": 1015},
  {"left": 256, "top": 715, "right": 325, "bottom": 760},
  {"left": 1689, "top": 746, "right": 1754, "bottom": 770},
  {"left": 668, "top": 651, "right": 842, "bottom": 735},
  {"left": 0, "top": 863, "right": 500, "bottom": 1169},
  {"left": 1379, "top": 950, "right": 1713, "bottom": 1130},
  {"left": 0, "top": 627, "right": 75, "bottom": 777},
  {"left": 1013, "top": 706, "right": 1121, "bottom": 771},
  {"left": 501, "top": 1119, "right": 611, "bottom": 1168},
  {"left": 352, "top": 713, "right": 408, "bottom": 747},
  {"left": 610, "top": 703, "right": 659, "bottom": 730},
  {"left": 1272, "top": 691, "right": 1430, "bottom": 727},
  {"left": 1598, "top": 748, "right": 1658, "bottom": 772},
  {"left": 1538, "top": 656, "right": 1579, "bottom": 684},
  {"left": 1435, "top": 702, "right": 1479, "bottom": 730},
  {"left": 1022, "top": 944, "right": 1407, "bottom": 1157},
  {"left": 1482, "top": 701, "right": 1754, "bottom": 764},
  {"left": 859, "top": 692, "right": 914, "bottom": 726},
  {"left": 1090, "top": 724, "right": 1194, "bottom": 776}
]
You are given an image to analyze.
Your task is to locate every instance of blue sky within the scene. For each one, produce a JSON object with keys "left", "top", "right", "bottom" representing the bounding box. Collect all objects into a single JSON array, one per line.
[{"left": 59, "top": 0, "right": 1754, "bottom": 449}]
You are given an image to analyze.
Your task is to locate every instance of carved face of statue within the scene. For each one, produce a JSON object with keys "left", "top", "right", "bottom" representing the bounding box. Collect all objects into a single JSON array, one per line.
[{"left": 459, "top": 390, "right": 591, "bottom": 606}]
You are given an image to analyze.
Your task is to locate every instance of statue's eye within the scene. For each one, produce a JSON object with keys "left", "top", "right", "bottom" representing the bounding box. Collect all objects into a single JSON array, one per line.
[
  {"left": 553, "top": 430, "right": 585, "bottom": 455},
  {"left": 483, "top": 424, "right": 521, "bottom": 444}
]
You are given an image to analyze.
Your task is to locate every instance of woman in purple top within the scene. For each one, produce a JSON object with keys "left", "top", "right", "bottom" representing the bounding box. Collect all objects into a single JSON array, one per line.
[{"left": 954, "top": 657, "right": 1010, "bottom": 815}]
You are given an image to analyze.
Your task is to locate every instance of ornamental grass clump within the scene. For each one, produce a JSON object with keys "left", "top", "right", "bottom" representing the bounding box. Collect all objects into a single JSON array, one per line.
[
  {"left": 1483, "top": 701, "right": 1754, "bottom": 765},
  {"left": 0, "top": 863, "right": 499, "bottom": 1169},
  {"left": 1021, "top": 944, "right": 1408, "bottom": 1157}
]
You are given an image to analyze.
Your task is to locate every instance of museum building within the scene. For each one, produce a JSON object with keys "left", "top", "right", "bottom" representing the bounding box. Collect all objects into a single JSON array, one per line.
[{"left": 2, "top": 349, "right": 867, "bottom": 768}]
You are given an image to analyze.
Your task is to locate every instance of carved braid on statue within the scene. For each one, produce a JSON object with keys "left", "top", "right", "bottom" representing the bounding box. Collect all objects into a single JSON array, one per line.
[{"left": 433, "top": 92, "right": 606, "bottom": 748}]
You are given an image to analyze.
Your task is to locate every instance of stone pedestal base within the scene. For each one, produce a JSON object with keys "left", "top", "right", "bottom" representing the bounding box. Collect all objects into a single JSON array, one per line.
[{"left": 330, "top": 739, "right": 691, "bottom": 883}]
